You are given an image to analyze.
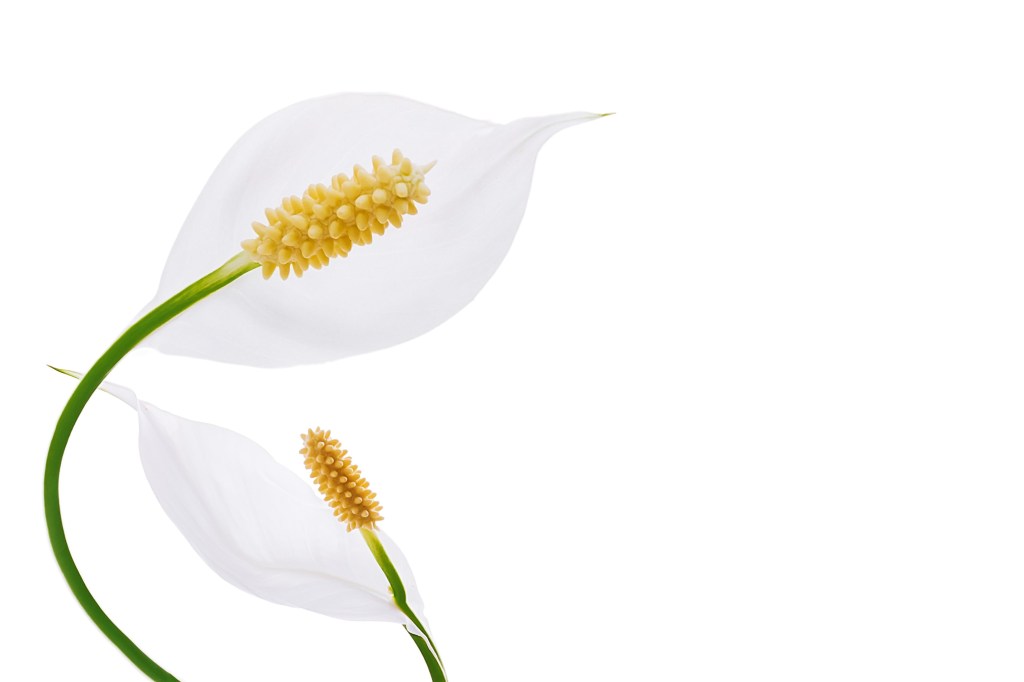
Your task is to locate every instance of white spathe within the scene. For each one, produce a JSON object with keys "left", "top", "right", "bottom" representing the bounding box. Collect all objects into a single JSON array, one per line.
[
  {"left": 142, "top": 93, "right": 599, "bottom": 366},
  {"left": 98, "top": 380, "right": 424, "bottom": 627}
]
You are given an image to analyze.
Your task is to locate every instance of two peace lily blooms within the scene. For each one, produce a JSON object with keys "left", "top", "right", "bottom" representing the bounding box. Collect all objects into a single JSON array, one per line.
[{"left": 46, "top": 93, "right": 604, "bottom": 680}]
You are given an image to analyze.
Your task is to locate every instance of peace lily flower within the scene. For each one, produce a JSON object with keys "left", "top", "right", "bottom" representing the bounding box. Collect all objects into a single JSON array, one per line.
[
  {"left": 54, "top": 371, "right": 445, "bottom": 680},
  {"left": 46, "top": 93, "right": 605, "bottom": 680},
  {"left": 142, "top": 93, "right": 606, "bottom": 367}
]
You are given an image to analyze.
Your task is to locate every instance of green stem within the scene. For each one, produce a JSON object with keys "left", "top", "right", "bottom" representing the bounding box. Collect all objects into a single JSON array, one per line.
[
  {"left": 361, "top": 528, "right": 447, "bottom": 681},
  {"left": 45, "top": 252, "right": 258, "bottom": 681},
  {"left": 406, "top": 629, "right": 447, "bottom": 681}
]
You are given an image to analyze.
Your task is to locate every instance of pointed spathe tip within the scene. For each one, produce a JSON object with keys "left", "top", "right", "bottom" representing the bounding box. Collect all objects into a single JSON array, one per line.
[{"left": 48, "top": 365, "right": 80, "bottom": 380}]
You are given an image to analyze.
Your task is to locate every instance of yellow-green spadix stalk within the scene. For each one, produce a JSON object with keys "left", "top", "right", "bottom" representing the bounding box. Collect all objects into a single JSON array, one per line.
[
  {"left": 45, "top": 93, "right": 606, "bottom": 680},
  {"left": 55, "top": 372, "right": 445, "bottom": 680}
]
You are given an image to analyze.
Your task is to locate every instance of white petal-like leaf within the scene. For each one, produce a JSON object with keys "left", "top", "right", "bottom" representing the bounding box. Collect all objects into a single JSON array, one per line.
[
  {"left": 142, "top": 93, "right": 598, "bottom": 366},
  {"left": 102, "top": 381, "right": 423, "bottom": 626}
]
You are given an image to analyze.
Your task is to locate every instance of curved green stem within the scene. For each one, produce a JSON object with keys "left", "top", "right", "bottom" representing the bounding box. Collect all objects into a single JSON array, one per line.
[
  {"left": 45, "top": 252, "right": 258, "bottom": 681},
  {"left": 361, "top": 528, "right": 447, "bottom": 681},
  {"left": 406, "top": 628, "right": 447, "bottom": 681}
]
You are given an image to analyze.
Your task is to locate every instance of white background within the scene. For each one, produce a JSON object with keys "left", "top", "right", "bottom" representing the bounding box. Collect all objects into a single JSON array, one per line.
[{"left": 3, "top": 1, "right": 1023, "bottom": 680}]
